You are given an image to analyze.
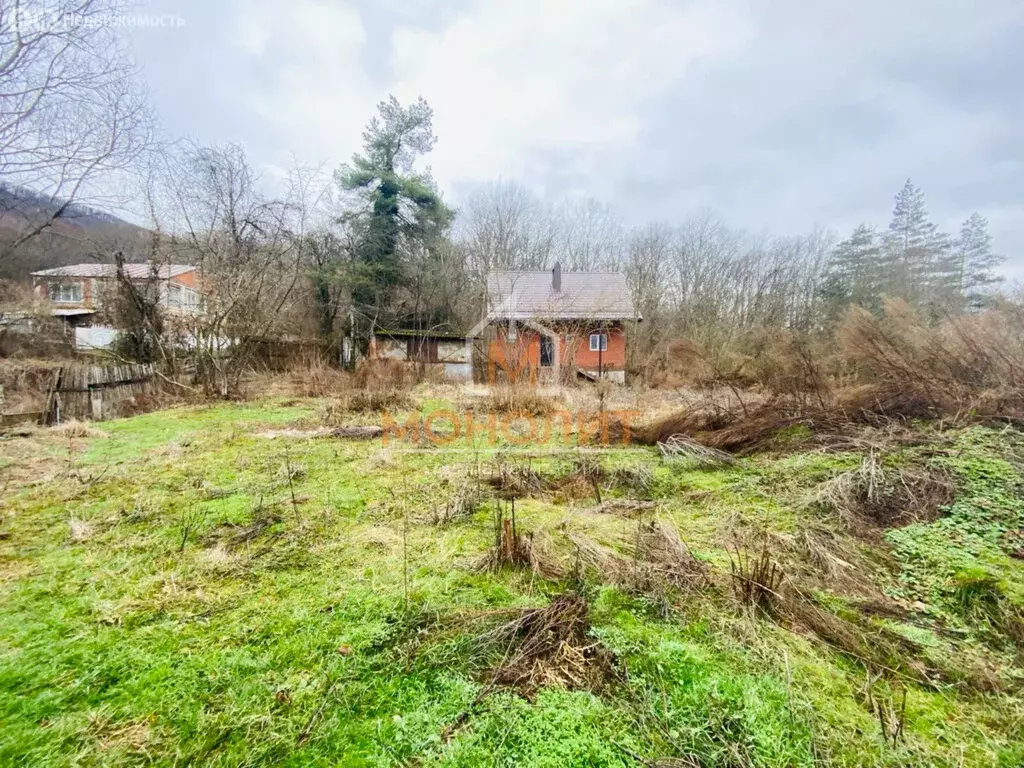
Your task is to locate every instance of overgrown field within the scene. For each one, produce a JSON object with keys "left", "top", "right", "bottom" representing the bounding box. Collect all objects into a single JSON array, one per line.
[{"left": 1, "top": 392, "right": 1023, "bottom": 766}]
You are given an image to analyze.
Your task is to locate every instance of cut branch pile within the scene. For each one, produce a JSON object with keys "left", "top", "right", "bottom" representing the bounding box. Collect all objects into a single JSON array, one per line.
[
  {"left": 478, "top": 592, "right": 616, "bottom": 698},
  {"left": 817, "top": 451, "right": 955, "bottom": 528},
  {"left": 567, "top": 520, "right": 710, "bottom": 595},
  {"left": 486, "top": 457, "right": 545, "bottom": 499},
  {"left": 657, "top": 434, "right": 736, "bottom": 468}
]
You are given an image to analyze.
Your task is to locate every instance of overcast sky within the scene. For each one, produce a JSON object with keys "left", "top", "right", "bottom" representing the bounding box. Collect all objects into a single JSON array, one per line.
[{"left": 126, "top": 0, "right": 1023, "bottom": 277}]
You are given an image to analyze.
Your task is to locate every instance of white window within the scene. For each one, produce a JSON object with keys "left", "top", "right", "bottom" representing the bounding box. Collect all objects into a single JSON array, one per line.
[
  {"left": 167, "top": 284, "right": 183, "bottom": 308},
  {"left": 49, "top": 282, "right": 83, "bottom": 303},
  {"left": 167, "top": 285, "right": 199, "bottom": 311},
  {"left": 589, "top": 333, "right": 607, "bottom": 352}
]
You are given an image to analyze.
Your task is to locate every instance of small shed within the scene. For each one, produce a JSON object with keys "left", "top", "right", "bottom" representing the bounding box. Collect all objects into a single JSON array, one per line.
[{"left": 368, "top": 329, "right": 472, "bottom": 381}]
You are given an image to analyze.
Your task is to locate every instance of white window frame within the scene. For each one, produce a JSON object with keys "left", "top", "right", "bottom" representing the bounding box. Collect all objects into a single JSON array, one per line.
[
  {"left": 49, "top": 281, "right": 83, "bottom": 303},
  {"left": 589, "top": 332, "right": 607, "bottom": 352},
  {"left": 167, "top": 284, "right": 183, "bottom": 308}
]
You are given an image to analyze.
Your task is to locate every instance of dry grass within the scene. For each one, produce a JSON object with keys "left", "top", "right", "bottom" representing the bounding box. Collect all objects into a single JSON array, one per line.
[
  {"left": 552, "top": 454, "right": 606, "bottom": 503},
  {"left": 353, "top": 359, "right": 417, "bottom": 390},
  {"left": 817, "top": 451, "right": 955, "bottom": 529},
  {"left": 289, "top": 360, "right": 349, "bottom": 397},
  {"left": 728, "top": 541, "right": 784, "bottom": 616},
  {"left": 476, "top": 592, "right": 616, "bottom": 698},
  {"left": 786, "top": 524, "right": 877, "bottom": 595},
  {"left": 657, "top": 434, "right": 736, "bottom": 468},
  {"left": 634, "top": 299, "right": 1024, "bottom": 457},
  {"left": 478, "top": 502, "right": 565, "bottom": 579},
  {"left": 608, "top": 464, "right": 655, "bottom": 494},
  {"left": 52, "top": 420, "right": 109, "bottom": 439},
  {"left": 590, "top": 499, "right": 659, "bottom": 517},
  {"left": 566, "top": 520, "right": 710, "bottom": 596},
  {"left": 319, "top": 389, "right": 413, "bottom": 418},
  {"left": 837, "top": 299, "right": 1024, "bottom": 413},
  {"left": 482, "top": 384, "right": 563, "bottom": 416},
  {"left": 485, "top": 456, "right": 546, "bottom": 499},
  {"left": 433, "top": 477, "right": 485, "bottom": 525},
  {"left": 623, "top": 520, "right": 711, "bottom": 593},
  {"left": 68, "top": 516, "right": 94, "bottom": 543},
  {"left": 636, "top": 402, "right": 817, "bottom": 454}
]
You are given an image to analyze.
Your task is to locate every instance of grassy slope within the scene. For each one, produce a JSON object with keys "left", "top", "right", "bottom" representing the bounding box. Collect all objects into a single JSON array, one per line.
[{"left": 1, "top": 397, "right": 1022, "bottom": 767}]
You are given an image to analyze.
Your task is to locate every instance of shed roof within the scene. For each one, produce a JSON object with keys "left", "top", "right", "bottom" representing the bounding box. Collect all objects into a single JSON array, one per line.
[
  {"left": 486, "top": 269, "right": 638, "bottom": 322},
  {"left": 31, "top": 262, "right": 195, "bottom": 280},
  {"left": 372, "top": 328, "right": 466, "bottom": 341}
]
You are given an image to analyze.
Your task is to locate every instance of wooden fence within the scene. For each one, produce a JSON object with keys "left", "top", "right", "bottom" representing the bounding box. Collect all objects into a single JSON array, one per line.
[{"left": 43, "top": 363, "right": 157, "bottom": 424}]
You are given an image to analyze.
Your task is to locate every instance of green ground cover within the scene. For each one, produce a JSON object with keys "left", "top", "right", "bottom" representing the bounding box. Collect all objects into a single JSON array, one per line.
[{"left": 1, "top": 397, "right": 1022, "bottom": 766}]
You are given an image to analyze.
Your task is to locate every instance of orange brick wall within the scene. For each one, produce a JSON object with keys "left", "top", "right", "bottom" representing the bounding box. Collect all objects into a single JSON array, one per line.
[
  {"left": 488, "top": 322, "right": 626, "bottom": 381},
  {"left": 569, "top": 325, "right": 625, "bottom": 370},
  {"left": 172, "top": 269, "right": 198, "bottom": 288}
]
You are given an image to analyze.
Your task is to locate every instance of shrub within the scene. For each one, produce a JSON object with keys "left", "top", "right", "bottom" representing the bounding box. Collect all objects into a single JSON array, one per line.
[
  {"left": 320, "top": 388, "right": 413, "bottom": 418},
  {"left": 353, "top": 359, "right": 416, "bottom": 391},
  {"left": 290, "top": 360, "right": 348, "bottom": 397},
  {"left": 836, "top": 299, "right": 1024, "bottom": 418},
  {"left": 484, "top": 384, "right": 562, "bottom": 416}
]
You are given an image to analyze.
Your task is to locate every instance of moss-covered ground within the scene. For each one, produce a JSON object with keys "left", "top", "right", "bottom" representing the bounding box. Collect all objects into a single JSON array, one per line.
[{"left": 1, "top": 394, "right": 1022, "bottom": 766}]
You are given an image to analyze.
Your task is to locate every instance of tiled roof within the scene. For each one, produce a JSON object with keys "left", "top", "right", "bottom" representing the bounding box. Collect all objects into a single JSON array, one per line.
[
  {"left": 486, "top": 269, "right": 638, "bottom": 321},
  {"left": 31, "top": 263, "right": 195, "bottom": 280}
]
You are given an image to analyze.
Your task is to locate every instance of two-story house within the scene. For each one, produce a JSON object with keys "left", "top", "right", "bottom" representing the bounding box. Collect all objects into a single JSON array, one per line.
[{"left": 31, "top": 262, "right": 201, "bottom": 326}]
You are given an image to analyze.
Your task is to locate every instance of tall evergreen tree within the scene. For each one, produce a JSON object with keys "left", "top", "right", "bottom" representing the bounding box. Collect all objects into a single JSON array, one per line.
[
  {"left": 955, "top": 212, "right": 1003, "bottom": 308},
  {"left": 335, "top": 96, "right": 452, "bottom": 317},
  {"left": 824, "top": 223, "right": 882, "bottom": 313},
  {"left": 882, "top": 179, "right": 951, "bottom": 306}
]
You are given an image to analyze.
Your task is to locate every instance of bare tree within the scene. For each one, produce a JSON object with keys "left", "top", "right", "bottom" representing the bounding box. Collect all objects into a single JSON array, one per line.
[
  {"left": 0, "top": 0, "right": 152, "bottom": 261},
  {"left": 554, "top": 195, "right": 624, "bottom": 272},
  {"left": 456, "top": 180, "right": 557, "bottom": 280},
  {"left": 149, "top": 143, "right": 316, "bottom": 395}
]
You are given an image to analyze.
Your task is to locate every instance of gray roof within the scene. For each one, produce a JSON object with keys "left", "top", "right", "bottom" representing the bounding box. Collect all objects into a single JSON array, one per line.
[
  {"left": 31, "top": 263, "right": 195, "bottom": 280},
  {"left": 486, "top": 269, "right": 639, "bottom": 322}
]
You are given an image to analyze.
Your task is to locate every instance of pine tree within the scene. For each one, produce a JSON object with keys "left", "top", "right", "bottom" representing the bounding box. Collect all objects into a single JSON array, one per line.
[
  {"left": 882, "top": 179, "right": 951, "bottom": 306},
  {"left": 955, "top": 212, "right": 1003, "bottom": 309},
  {"left": 826, "top": 223, "right": 882, "bottom": 311},
  {"left": 336, "top": 96, "right": 452, "bottom": 315}
]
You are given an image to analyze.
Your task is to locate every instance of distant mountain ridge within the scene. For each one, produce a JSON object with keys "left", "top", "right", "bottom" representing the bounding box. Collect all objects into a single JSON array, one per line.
[
  {"left": 0, "top": 183, "right": 134, "bottom": 229},
  {"left": 0, "top": 184, "right": 151, "bottom": 281}
]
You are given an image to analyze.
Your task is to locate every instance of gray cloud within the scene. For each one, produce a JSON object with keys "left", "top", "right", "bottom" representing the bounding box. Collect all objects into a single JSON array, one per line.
[{"left": 128, "top": 0, "right": 1024, "bottom": 274}]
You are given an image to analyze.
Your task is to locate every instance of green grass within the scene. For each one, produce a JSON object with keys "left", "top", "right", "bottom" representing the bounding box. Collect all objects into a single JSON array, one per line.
[{"left": 1, "top": 400, "right": 1022, "bottom": 766}]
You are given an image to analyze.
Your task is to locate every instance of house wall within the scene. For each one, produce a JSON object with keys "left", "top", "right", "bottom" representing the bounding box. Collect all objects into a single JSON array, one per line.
[
  {"left": 437, "top": 340, "right": 469, "bottom": 363},
  {"left": 75, "top": 325, "right": 118, "bottom": 350},
  {"left": 372, "top": 337, "right": 408, "bottom": 361},
  {"left": 172, "top": 270, "right": 199, "bottom": 288},
  {"left": 34, "top": 277, "right": 95, "bottom": 310},
  {"left": 34, "top": 272, "right": 203, "bottom": 321},
  {"left": 487, "top": 322, "right": 626, "bottom": 383},
  {"left": 572, "top": 325, "right": 626, "bottom": 371}
]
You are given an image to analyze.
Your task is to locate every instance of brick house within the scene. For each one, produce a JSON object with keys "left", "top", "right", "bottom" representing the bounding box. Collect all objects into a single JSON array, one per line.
[
  {"left": 31, "top": 262, "right": 201, "bottom": 326},
  {"left": 471, "top": 263, "right": 640, "bottom": 384}
]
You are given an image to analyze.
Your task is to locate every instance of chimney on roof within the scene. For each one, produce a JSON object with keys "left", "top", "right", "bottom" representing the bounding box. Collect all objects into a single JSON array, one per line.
[{"left": 552, "top": 261, "right": 561, "bottom": 292}]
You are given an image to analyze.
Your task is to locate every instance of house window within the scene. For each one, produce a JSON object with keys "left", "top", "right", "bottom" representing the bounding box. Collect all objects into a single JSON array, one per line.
[
  {"left": 49, "top": 282, "right": 83, "bottom": 303},
  {"left": 168, "top": 285, "right": 199, "bottom": 311},
  {"left": 167, "top": 284, "right": 183, "bottom": 308},
  {"left": 589, "top": 333, "right": 607, "bottom": 352},
  {"left": 540, "top": 336, "right": 554, "bottom": 367}
]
